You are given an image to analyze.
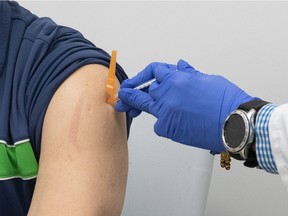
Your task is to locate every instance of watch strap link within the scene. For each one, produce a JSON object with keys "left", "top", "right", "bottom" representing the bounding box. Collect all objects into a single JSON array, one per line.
[
  {"left": 243, "top": 142, "right": 258, "bottom": 168},
  {"left": 239, "top": 100, "right": 269, "bottom": 112}
]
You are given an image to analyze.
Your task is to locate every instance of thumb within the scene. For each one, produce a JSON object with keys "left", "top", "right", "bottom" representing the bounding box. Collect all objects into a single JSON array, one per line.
[
  {"left": 121, "top": 62, "right": 176, "bottom": 89},
  {"left": 118, "top": 88, "right": 153, "bottom": 113},
  {"left": 153, "top": 63, "right": 176, "bottom": 83},
  {"left": 177, "top": 59, "right": 197, "bottom": 73},
  {"left": 153, "top": 119, "right": 170, "bottom": 139}
]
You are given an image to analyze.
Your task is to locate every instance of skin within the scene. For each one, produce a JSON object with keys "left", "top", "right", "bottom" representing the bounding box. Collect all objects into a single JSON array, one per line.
[{"left": 28, "top": 64, "right": 128, "bottom": 216}]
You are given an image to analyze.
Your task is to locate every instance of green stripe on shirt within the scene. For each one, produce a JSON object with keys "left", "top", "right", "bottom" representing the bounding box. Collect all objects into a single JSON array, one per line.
[{"left": 0, "top": 140, "right": 38, "bottom": 180}]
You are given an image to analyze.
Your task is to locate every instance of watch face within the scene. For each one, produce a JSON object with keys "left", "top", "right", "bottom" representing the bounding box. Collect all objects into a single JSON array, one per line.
[{"left": 224, "top": 113, "right": 247, "bottom": 150}]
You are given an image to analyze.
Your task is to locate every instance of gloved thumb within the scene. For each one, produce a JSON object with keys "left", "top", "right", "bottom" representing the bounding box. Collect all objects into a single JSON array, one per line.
[
  {"left": 118, "top": 88, "right": 153, "bottom": 113},
  {"left": 115, "top": 100, "right": 142, "bottom": 118},
  {"left": 177, "top": 59, "right": 196, "bottom": 73},
  {"left": 153, "top": 119, "right": 167, "bottom": 137}
]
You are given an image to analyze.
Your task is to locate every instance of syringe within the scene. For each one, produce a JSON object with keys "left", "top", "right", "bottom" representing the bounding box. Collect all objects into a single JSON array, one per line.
[{"left": 134, "top": 78, "right": 156, "bottom": 90}]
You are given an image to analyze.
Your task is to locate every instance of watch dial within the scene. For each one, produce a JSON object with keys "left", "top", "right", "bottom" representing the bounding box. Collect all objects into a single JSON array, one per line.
[{"left": 224, "top": 114, "right": 246, "bottom": 148}]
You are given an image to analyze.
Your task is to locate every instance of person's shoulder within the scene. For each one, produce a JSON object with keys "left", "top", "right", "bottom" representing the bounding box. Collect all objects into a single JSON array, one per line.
[
  {"left": 5, "top": 1, "right": 37, "bottom": 26},
  {"left": 3, "top": 1, "right": 75, "bottom": 42}
]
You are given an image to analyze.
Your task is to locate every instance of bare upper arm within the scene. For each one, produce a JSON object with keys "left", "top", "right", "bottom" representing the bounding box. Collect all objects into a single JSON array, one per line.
[{"left": 28, "top": 64, "right": 128, "bottom": 216}]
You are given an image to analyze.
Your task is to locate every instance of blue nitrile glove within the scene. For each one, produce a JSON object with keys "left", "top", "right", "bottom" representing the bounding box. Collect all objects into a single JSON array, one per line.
[
  {"left": 116, "top": 63, "right": 177, "bottom": 118},
  {"left": 116, "top": 60, "right": 258, "bottom": 153}
]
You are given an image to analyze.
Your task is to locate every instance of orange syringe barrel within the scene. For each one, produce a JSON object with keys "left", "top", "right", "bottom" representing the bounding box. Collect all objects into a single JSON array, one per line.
[{"left": 105, "top": 50, "right": 118, "bottom": 105}]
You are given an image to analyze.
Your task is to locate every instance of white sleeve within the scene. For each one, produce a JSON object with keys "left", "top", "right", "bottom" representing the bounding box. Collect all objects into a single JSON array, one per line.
[{"left": 269, "top": 103, "right": 288, "bottom": 190}]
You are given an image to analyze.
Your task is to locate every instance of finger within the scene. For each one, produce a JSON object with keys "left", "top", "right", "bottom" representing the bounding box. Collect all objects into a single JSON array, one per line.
[
  {"left": 121, "top": 62, "right": 177, "bottom": 89},
  {"left": 148, "top": 81, "right": 160, "bottom": 100},
  {"left": 118, "top": 88, "right": 154, "bottom": 113},
  {"left": 153, "top": 119, "right": 167, "bottom": 138},
  {"left": 115, "top": 100, "right": 132, "bottom": 112},
  {"left": 153, "top": 63, "right": 176, "bottom": 83},
  {"left": 121, "top": 62, "right": 164, "bottom": 89},
  {"left": 177, "top": 59, "right": 198, "bottom": 74},
  {"left": 148, "top": 81, "right": 160, "bottom": 93},
  {"left": 166, "top": 63, "right": 177, "bottom": 70},
  {"left": 115, "top": 100, "right": 142, "bottom": 118},
  {"left": 127, "top": 109, "right": 142, "bottom": 118}
]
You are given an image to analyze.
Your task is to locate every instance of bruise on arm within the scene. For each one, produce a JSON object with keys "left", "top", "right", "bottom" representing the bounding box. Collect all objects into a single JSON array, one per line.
[{"left": 28, "top": 64, "right": 128, "bottom": 216}]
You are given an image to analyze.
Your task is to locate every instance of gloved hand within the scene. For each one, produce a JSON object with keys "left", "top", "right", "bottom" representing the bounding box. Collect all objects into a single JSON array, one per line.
[
  {"left": 116, "top": 60, "right": 258, "bottom": 153},
  {"left": 116, "top": 63, "right": 178, "bottom": 118}
]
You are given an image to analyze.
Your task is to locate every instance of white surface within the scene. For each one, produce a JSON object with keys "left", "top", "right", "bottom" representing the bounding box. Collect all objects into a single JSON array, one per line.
[{"left": 19, "top": 1, "right": 288, "bottom": 216}]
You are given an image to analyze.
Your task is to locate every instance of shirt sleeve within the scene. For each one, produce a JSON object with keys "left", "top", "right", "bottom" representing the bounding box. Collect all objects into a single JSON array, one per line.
[
  {"left": 20, "top": 17, "right": 132, "bottom": 159},
  {"left": 268, "top": 103, "right": 288, "bottom": 190},
  {"left": 255, "top": 103, "right": 278, "bottom": 174}
]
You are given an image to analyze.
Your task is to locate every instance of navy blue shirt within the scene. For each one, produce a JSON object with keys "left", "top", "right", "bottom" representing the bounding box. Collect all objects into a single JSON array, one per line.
[{"left": 0, "top": 1, "right": 131, "bottom": 215}]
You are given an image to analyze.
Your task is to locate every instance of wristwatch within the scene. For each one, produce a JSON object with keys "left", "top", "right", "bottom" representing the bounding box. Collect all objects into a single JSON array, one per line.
[{"left": 222, "top": 100, "right": 269, "bottom": 168}]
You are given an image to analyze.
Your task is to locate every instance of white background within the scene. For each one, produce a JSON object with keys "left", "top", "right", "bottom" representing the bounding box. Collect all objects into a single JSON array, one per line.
[{"left": 19, "top": 1, "right": 288, "bottom": 216}]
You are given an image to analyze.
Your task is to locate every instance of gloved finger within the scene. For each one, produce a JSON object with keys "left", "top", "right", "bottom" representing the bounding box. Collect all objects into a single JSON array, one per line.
[
  {"left": 177, "top": 59, "right": 198, "bottom": 74},
  {"left": 115, "top": 100, "right": 132, "bottom": 112},
  {"left": 121, "top": 62, "right": 167, "bottom": 89},
  {"left": 153, "top": 63, "right": 176, "bottom": 83},
  {"left": 148, "top": 81, "right": 161, "bottom": 100},
  {"left": 127, "top": 109, "right": 142, "bottom": 118},
  {"left": 166, "top": 64, "right": 177, "bottom": 70},
  {"left": 115, "top": 100, "right": 142, "bottom": 118},
  {"left": 118, "top": 88, "right": 154, "bottom": 113},
  {"left": 148, "top": 81, "right": 160, "bottom": 93},
  {"left": 153, "top": 119, "right": 167, "bottom": 137},
  {"left": 121, "top": 63, "right": 177, "bottom": 89}
]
